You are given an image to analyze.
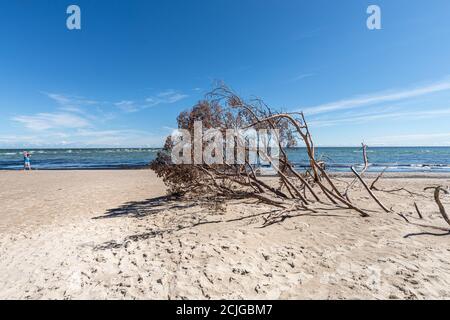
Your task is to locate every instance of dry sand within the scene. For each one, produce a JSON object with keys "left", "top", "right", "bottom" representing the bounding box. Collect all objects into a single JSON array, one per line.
[{"left": 1, "top": 169, "right": 450, "bottom": 300}]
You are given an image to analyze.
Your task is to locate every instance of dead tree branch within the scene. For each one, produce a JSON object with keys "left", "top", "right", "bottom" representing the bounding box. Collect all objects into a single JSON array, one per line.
[
  {"left": 414, "top": 202, "right": 423, "bottom": 219},
  {"left": 350, "top": 166, "right": 391, "bottom": 213},
  {"left": 425, "top": 186, "right": 450, "bottom": 226},
  {"left": 345, "top": 143, "right": 369, "bottom": 198},
  {"left": 150, "top": 83, "right": 386, "bottom": 223},
  {"left": 370, "top": 167, "right": 387, "bottom": 190}
]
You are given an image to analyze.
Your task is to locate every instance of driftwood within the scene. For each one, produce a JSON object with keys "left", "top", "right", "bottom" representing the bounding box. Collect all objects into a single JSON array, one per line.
[
  {"left": 396, "top": 187, "right": 450, "bottom": 232},
  {"left": 397, "top": 213, "right": 450, "bottom": 232},
  {"left": 367, "top": 165, "right": 450, "bottom": 232},
  {"left": 370, "top": 167, "right": 426, "bottom": 198},
  {"left": 350, "top": 166, "right": 390, "bottom": 213},
  {"left": 345, "top": 143, "right": 369, "bottom": 198},
  {"left": 414, "top": 202, "right": 423, "bottom": 219},
  {"left": 425, "top": 186, "right": 450, "bottom": 226},
  {"left": 370, "top": 167, "right": 387, "bottom": 190}
]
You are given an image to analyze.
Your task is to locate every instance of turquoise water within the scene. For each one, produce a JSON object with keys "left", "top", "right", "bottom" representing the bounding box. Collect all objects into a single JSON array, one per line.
[{"left": 1, "top": 147, "right": 450, "bottom": 172}]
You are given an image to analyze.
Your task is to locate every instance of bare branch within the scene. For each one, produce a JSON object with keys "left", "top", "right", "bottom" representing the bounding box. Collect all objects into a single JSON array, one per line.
[
  {"left": 425, "top": 186, "right": 450, "bottom": 226},
  {"left": 351, "top": 166, "right": 391, "bottom": 213}
]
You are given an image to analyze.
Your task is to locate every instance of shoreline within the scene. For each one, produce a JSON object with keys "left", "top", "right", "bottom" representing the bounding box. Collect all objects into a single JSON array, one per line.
[
  {"left": 0, "top": 166, "right": 151, "bottom": 171},
  {"left": 330, "top": 172, "right": 450, "bottom": 179},
  {"left": 2, "top": 168, "right": 450, "bottom": 179}
]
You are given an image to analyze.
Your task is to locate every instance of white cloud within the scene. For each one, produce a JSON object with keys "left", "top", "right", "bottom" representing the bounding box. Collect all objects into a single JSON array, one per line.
[
  {"left": 165, "top": 93, "right": 189, "bottom": 103},
  {"left": 0, "top": 134, "right": 35, "bottom": 144},
  {"left": 44, "top": 92, "right": 100, "bottom": 109},
  {"left": 0, "top": 129, "right": 165, "bottom": 148},
  {"left": 309, "top": 108, "right": 450, "bottom": 127},
  {"left": 157, "top": 90, "right": 177, "bottom": 98},
  {"left": 144, "top": 97, "right": 159, "bottom": 107},
  {"left": 301, "top": 79, "right": 450, "bottom": 115},
  {"left": 156, "top": 89, "right": 188, "bottom": 102},
  {"left": 5, "top": 89, "right": 185, "bottom": 147},
  {"left": 12, "top": 113, "right": 91, "bottom": 131},
  {"left": 145, "top": 90, "right": 188, "bottom": 107},
  {"left": 114, "top": 90, "right": 188, "bottom": 113},
  {"left": 114, "top": 100, "right": 139, "bottom": 113},
  {"left": 41, "top": 92, "right": 111, "bottom": 122},
  {"left": 69, "top": 129, "right": 165, "bottom": 147},
  {"left": 291, "top": 73, "right": 315, "bottom": 82}
]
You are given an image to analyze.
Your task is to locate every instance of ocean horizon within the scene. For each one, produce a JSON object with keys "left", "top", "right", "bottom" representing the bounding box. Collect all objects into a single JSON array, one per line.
[{"left": 1, "top": 146, "right": 450, "bottom": 172}]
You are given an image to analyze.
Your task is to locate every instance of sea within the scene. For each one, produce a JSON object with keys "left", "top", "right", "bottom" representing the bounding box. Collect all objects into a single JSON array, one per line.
[{"left": 1, "top": 147, "right": 450, "bottom": 173}]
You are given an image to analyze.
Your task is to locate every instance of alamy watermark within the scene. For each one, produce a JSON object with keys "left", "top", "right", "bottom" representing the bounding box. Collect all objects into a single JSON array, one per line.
[
  {"left": 367, "top": 5, "right": 381, "bottom": 30},
  {"left": 66, "top": 5, "right": 380, "bottom": 31},
  {"left": 170, "top": 121, "right": 280, "bottom": 169},
  {"left": 66, "top": 5, "right": 81, "bottom": 30}
]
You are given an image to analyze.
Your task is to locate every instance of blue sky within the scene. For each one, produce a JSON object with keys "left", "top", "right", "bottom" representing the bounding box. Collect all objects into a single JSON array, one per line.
[{"left": 1, "top": 0, "right": 450, "bottom": 147}]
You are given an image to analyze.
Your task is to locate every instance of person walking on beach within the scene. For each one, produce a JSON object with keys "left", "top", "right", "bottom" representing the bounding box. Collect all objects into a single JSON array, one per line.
[{"left": 23, "top": 151, "right": 32, "bottom": 171}]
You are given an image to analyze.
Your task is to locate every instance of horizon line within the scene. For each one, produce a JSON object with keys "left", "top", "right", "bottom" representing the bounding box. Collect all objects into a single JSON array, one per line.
[{"left": 2, "top": 145, "right": 450, "bottom": 150}]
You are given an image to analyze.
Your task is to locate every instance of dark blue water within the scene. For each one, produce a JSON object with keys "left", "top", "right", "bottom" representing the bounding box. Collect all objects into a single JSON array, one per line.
[
  {"left": 0, "top": 149, "right": 160, "bottom": 170},
  {"left": 1, "top": 147, "right": 450, "bottom": 172},
  {"left": 286, "top": 147, "right": 450, "bottom": 173}
]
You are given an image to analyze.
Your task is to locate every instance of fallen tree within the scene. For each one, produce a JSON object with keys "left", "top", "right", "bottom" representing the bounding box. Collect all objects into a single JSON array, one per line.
[
  {"left": 150, "top": 83, "right": 450, "bottom": 230},
  {"left": 150, "top": 84, "right": 380, "bottom": 224}
]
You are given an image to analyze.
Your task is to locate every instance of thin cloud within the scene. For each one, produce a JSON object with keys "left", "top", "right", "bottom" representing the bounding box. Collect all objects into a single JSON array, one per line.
[
  {"left": 165, "top": 93, "right": 188, "bottom": 103},
  {"left": 71, "top": 129, "right": 165, "bottom": 147},
  {"left": 12, "top": 93, "right": 102, "bottom": 131},
  {"left": 309, "top": 108, "right": 450, "bottom": 127},
  {"left": 291, "top": 73, "right": 315, "bottom": 82},
  {"left": 12, "top": 113, "right": 91, "bottom": 131},
  {"left": 42, "top": 92, "right": 110, "bottom": 121},
  {"left": 301, "top": 79, "right": 450, "bottom": 115},
  {"left": 149, "top": 90, "right": 188, "bottom": 104},
  {"left": 0, "top": 129, "right": 165, "bottom": 148},
  {"left": 157, "top": 90, "right": 177, "bottom": 97},
  {"left": 44, "top": 92, "right": 100, "bottom": 109},
  {"left": 114, "top": 100, "right": 139, "bottom": 113},
  {"left": 6, "top": 91, "right": 166, "bottom": 147},
  {"left": 115, "top": 90, "right": 189, "bottom": 113}
]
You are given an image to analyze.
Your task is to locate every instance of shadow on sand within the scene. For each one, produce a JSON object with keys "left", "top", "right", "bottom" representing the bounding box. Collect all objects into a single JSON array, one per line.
[
  {"left": 91, "top": 194, "right": 355, "bottom": 250},
  {"left": 404, "top": 231, "right": 450, "bottom": 238},
  {"left": 92, "top": 194, "right": 197, "bottom": 220}
]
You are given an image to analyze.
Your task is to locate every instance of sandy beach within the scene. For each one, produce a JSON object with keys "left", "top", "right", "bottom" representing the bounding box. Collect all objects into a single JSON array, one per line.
[{"left": 1, "top": 169, "right": 450, "bottom": 300}]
